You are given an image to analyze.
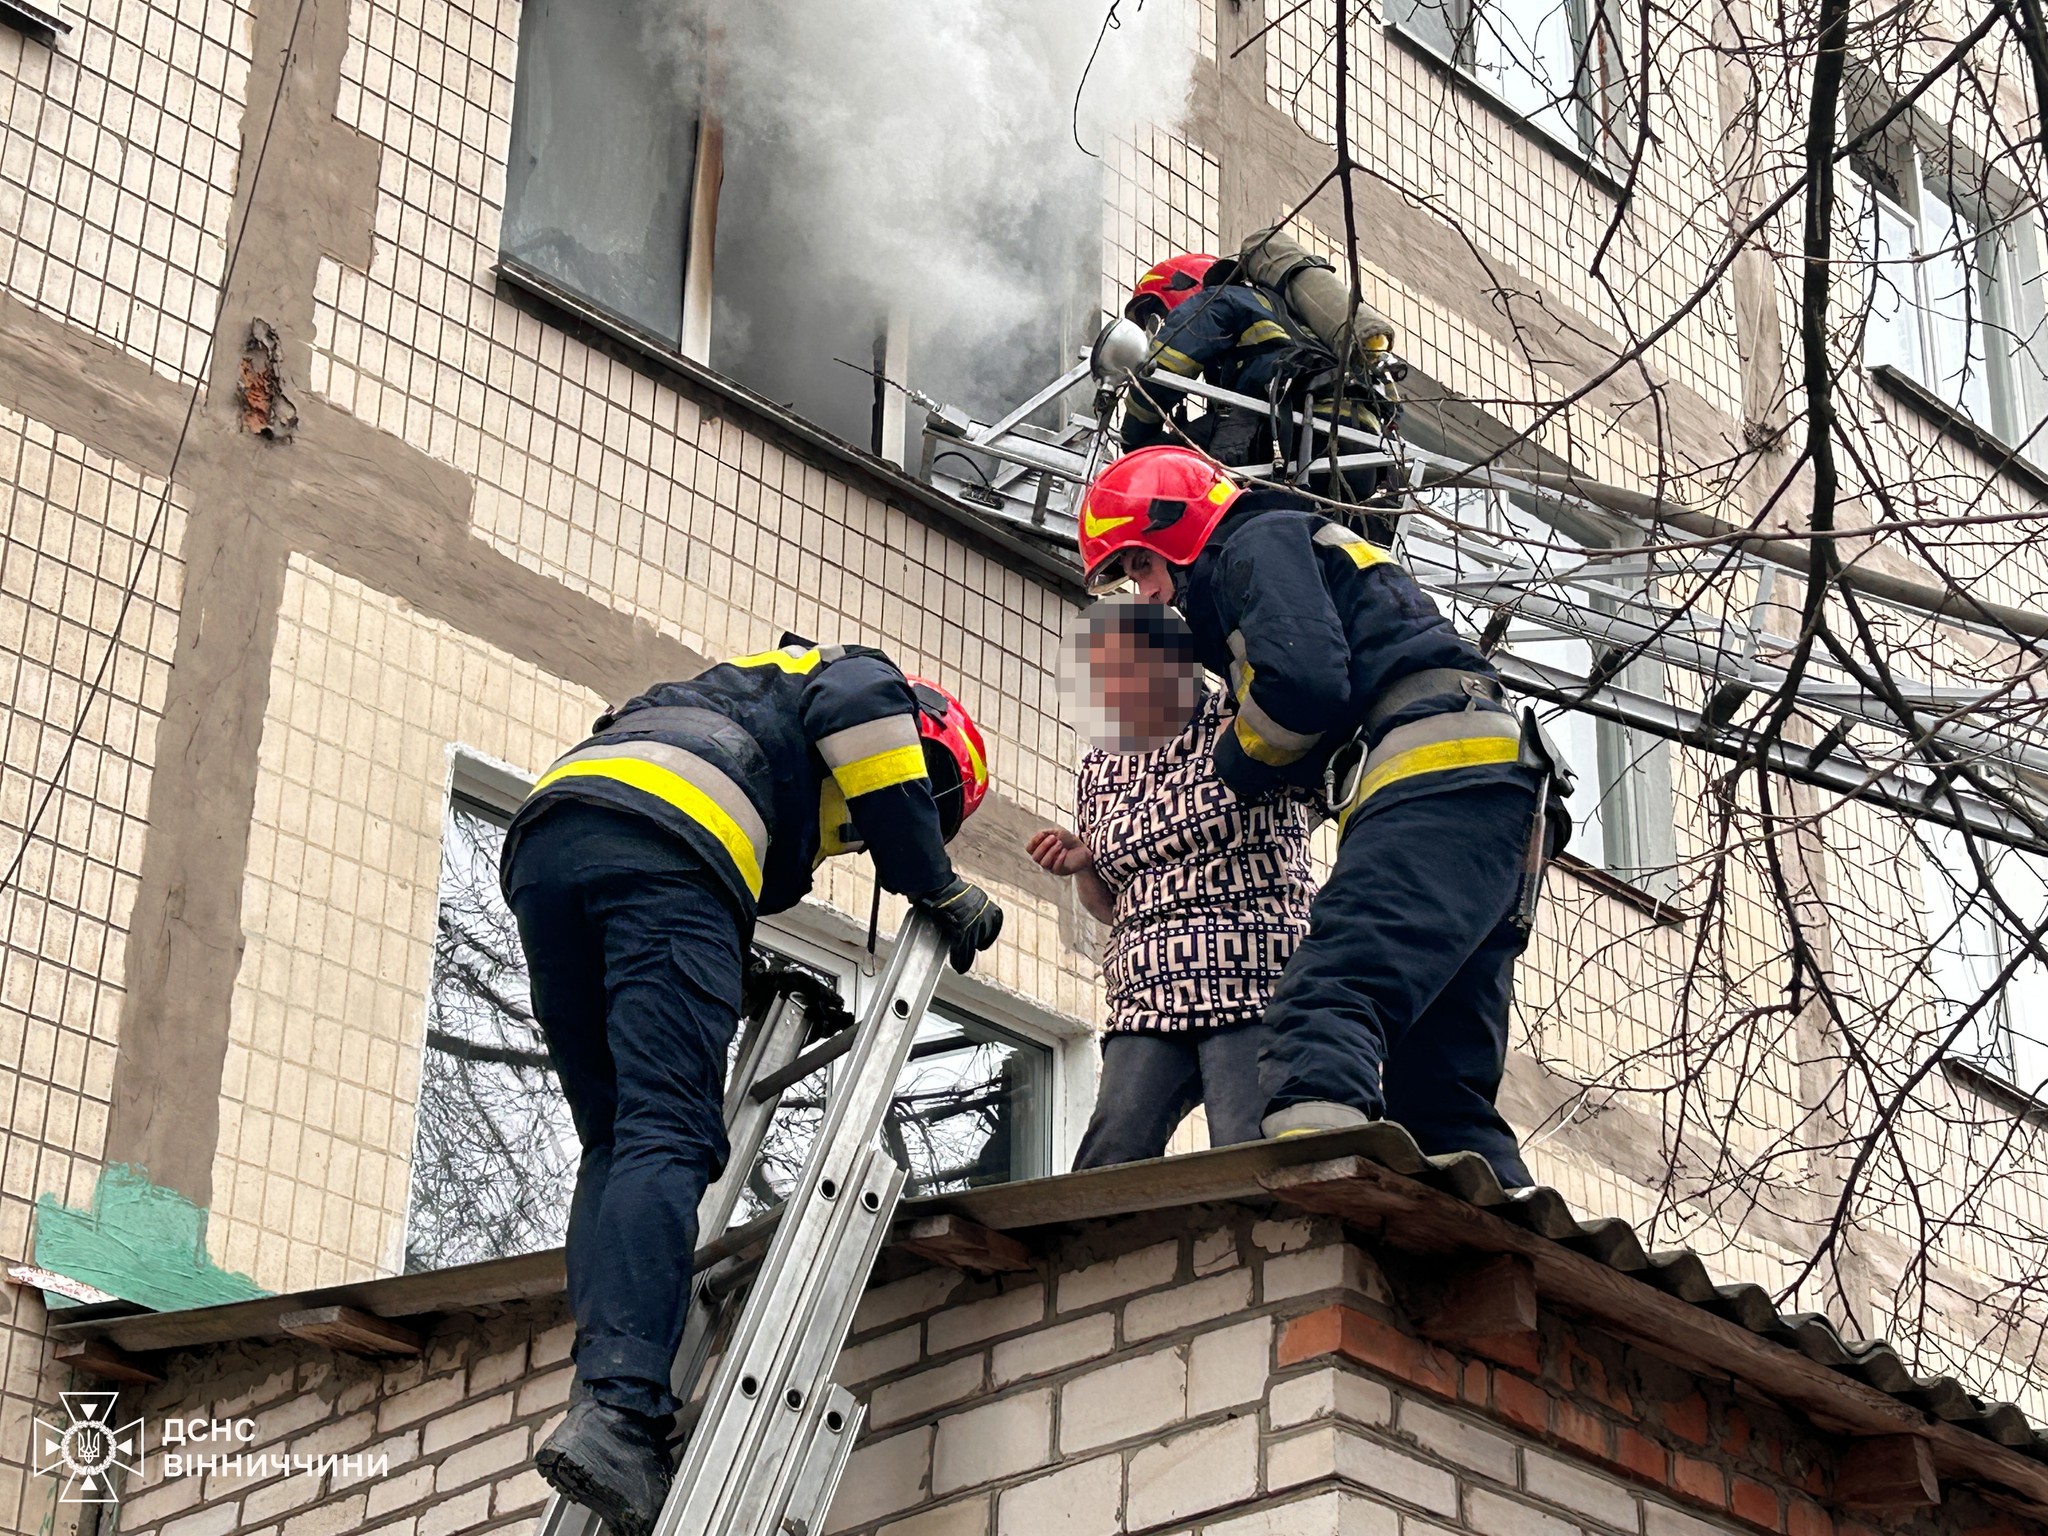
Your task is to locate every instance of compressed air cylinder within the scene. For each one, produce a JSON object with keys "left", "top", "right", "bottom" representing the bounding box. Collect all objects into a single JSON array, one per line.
[{"left": 1237, "top": 225, "right": 1397, "bottom": 359}]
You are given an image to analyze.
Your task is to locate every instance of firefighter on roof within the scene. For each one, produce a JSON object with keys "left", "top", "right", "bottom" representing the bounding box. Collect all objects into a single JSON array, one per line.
[
  {"left": 500, "top": 637, "right": 1001, "bottom": 1536},
  {"left": 1077, "top": 446, "right": 1570, "bottom": 1192}
]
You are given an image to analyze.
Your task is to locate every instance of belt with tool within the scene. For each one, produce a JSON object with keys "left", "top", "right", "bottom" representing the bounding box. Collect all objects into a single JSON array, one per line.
[{"left": 1321, "top": 669, "right": 1575, "bottom": 931}]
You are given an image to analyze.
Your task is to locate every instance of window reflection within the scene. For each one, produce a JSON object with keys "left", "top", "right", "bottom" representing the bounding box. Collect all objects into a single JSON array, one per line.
[{"left": 404, "top": 791, "right": 1056, "bottom": 1271}]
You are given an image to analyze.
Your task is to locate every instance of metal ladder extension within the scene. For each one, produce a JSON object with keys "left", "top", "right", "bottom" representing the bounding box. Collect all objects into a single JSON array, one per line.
[{"left": 539, "top": 913, "right": 953, "bottom": 1536}]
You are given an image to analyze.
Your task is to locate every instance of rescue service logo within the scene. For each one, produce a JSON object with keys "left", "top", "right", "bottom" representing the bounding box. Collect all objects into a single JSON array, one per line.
[
  {"left": 32, "top": 1391, "right": 144, "bottom": 1504},
  {"left": 29, "top": 1406, "right": 394, "bottom": 1508}
]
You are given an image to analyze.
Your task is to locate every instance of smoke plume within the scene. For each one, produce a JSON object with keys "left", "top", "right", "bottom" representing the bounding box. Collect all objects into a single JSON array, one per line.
[{"left": 692, "top": 0, "right": 1200, "bottom": 435}]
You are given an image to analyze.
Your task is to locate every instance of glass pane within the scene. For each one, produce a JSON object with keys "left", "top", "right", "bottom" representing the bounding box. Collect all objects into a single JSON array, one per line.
[
  {"left": 1920, "top": 184, "right": 1995, "bottom": 425},
  {"left": 1387, "top": 0, "right": 1463, "bottom": 61},
  {"left": 1989, "top": 846, "right": 2048, "bottom": 1095},
  {"left": 884, "top": 1004, "right": 1053, "bottom": 1195},
  {"left": 404, "top": 798, "right": 577, "bottom": 1272},
  {"left": 1861, "top": 191, "right": 1925, "bottom": 380},
  {"left": 1923, "top": 826, "right": 2011, "bottom": 1061},
  {"left": 501, "top": 0, "right": 700, "bottom": 346},
  {"left": 1470, "top": 0, "right": 1585, "bottom": 148}
]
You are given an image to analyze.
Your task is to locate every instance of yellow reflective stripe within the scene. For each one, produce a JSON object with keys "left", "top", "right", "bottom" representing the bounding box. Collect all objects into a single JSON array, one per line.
[
  {"left": 1338, "top": 737, "right": 1522, "bottom": 831},
  {"left": 535, "top": 758, "right": 765, "bottom": 897},
  {"left": 1312, "top": 523, "right": 1398, "bottom": 570},
  {"left": 1239, "top": 320, "right": 1290, "bottom": 347},
  {"left": 1234, "top": 711, "right": 1308, "bottom": 767},
  {"left": 815, "top": 779, "right": 862, "bottom": 863},
  {"left": 1150, "top": 343, "right": 1203, "bottom": 377},
  {"left": 834, "top": 743, "right": 930, "bottom": 798},
  {"left": 816, "top": 715, "right": 920, "bottom": 770},
  {"left": 1237, "top": 695, "right": 1321, "bottom": 762},
  {"left": 730, "top": 645, "right": 822, "bottom": 673},
  {"left": 961, "top": 728, "right": 988, "bottom": 790},
  {"left": 1339, "top": 542, "right": 1393, "bottom": 569}
]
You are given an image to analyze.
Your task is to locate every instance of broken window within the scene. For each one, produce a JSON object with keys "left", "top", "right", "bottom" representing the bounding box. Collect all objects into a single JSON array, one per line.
[{"left": 402, "top": 776, "right": 1057, "bottom": 1271}]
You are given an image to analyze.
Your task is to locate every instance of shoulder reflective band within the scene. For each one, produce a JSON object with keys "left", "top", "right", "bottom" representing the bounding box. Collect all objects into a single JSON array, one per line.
[
  {"left": 1238, "top": 319, "right": 1290, "bottom": 348},
  {"left": 1337, "top": 712, "right": 1522, "bottom": 831},
  {"left": 730, "top": 644, "right": 823, "bottom": 673},
  {"left": 1312, "top": 521, "right": 1398, "bottom": 570},
  {"left": 534, "top": 741, "right": 768, "bottom": 897},
  {"left": 816, "top": 715, "right": 929, "bottom": 798}
]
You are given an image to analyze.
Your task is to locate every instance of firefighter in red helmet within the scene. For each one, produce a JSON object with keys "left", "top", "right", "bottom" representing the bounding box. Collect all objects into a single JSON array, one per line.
[
  {"left": 1118, "top": 239, "right": 1400, "bottom": 528},
  {"left": 503, "top": 636, "right": 999, "bottom": 1536},
  {"left": 1078, "top": 447, "right": 1570, "bottom": 1194}
]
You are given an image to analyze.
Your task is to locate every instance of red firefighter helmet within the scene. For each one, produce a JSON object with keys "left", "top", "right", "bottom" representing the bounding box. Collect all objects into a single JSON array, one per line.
[
  {"left": 909, "top": 676, "right": 990, "bottom": 839},
  {"left": 1077, "top": 446, "right": 1244, "bottom": 594},
  {"left": 1127, "top": 254, "right": 1219, "bottom": 322}
]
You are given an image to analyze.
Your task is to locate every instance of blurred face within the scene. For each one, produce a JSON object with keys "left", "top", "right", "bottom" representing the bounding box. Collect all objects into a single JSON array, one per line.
[
  {"left": 1092, "top": 628, "right": 1194, "bottom": 748},
  {"left": 1123, "top": 549, "right": 1177, "bottom": 605},
  {"left": 1060, "top": 601, "right": 1199, "bottom": 752}
]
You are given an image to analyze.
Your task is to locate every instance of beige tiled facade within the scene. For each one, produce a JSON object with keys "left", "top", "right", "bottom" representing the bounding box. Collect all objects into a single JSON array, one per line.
[
  {"left": 0, "top": 0, "right": 250, "bottom": 384},
  {"left": 0, "top": 404, "right": 185, "bottom": 1531},
  {"left": 1, "top": 0, "right": 2046, "bottom": 1523}
]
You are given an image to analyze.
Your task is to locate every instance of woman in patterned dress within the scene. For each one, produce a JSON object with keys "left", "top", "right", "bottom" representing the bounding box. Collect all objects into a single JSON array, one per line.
[{"left": 1029, "top": 601, "right": 1322, "bottom": 1168}]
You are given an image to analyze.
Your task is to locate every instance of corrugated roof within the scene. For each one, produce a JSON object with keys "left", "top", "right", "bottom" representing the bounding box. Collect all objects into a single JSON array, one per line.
[
  {"left": 39, "top": 1124, "right": 2048, "bottom": 1502},
  {"left": 1288, "top": 1122, "right": 2048, "bottom": 1461}
]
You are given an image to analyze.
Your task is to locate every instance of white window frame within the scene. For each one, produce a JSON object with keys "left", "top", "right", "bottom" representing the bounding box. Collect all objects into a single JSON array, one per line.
[
  {"left": 1385, "top": 0, "right": 1633, "bottom": 169},
  {"left": 1923, "top": 826, "right": 2048, "bottom": 1104},
  {"left": 1854, "top": 149, "right": 2048, "bottom": 451},
  {"left": 1422, "top": 489, "right": 1679, "bottom": 897},
  {"left": 404, "top": 747, "right": 1087, "bottom": 1262}
]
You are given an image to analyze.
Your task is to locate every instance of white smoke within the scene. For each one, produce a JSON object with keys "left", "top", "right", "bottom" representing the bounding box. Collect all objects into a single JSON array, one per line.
[{"left": 693, "top": 0, "right": 1200, "bottom": 421}]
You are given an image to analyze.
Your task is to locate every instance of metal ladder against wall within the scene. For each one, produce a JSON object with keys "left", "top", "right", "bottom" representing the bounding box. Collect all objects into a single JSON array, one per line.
[
  {"left": 537, "top": 913, "right": 954, "bottom": 1536},
  {"left": 919, "top": 361, "right": 2048, "bottom": 856}
]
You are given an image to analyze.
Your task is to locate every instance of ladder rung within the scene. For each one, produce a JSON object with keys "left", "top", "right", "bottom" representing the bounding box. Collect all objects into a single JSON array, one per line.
[
  {"left": 748, "top": 1025, "right": 859, "bottom": 1102},
  {"left": 693, "top": 1204, "right": 784, "bottom": 1271}
]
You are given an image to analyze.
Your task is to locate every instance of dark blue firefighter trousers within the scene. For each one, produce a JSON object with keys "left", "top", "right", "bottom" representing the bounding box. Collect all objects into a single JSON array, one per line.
[
  {"left": 503, "top": 803, "right": 745, "bottom": 1422},
  {"left": 1260, "top": 775, "right": 1539, "bottom": 1189}
]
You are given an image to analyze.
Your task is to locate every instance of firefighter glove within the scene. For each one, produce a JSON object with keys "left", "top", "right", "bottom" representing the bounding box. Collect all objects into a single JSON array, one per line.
[{"left": 913, "top": 875, "right": 1005, "bottom": 973}]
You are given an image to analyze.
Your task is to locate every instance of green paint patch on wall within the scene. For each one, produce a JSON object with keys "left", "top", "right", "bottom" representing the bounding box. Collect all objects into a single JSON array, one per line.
[{"left": 33, "top": 1165, "right": 269, "bottom": 1312}]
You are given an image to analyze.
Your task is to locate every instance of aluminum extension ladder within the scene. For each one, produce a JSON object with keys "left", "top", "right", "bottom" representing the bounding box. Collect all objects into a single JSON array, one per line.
[{"left": 538, "top": 913, "right": 952, "bottom": 1536}]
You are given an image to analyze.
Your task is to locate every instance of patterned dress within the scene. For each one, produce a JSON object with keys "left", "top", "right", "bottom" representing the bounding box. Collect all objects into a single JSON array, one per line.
[{"left": 1076, "top": 693, "right": 1321, "bottom": 1034}]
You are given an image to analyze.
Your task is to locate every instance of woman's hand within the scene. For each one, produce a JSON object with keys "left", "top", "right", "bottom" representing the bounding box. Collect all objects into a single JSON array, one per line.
[{"left": 1027, "top": 827, "right": 1096, "bottom": 877}]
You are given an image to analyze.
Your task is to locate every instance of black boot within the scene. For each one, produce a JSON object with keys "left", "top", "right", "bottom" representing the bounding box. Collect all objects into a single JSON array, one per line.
[{"left": 535, "top": 1398, "right": 673, "bottom": 1536}]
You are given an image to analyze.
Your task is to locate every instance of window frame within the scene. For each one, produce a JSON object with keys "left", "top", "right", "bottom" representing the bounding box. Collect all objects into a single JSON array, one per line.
[
  {"left": 1383, "top": 0, "right": 1633, "bottom": 175},
  {"left": 493, "top": 11, "right": 1099, "bottom": 463},
  {"left": 1853, "top": 147, "right": 2048, "bottom": 455},
  {"left": 1922, "top": 826, "right": 2048, "bottom": 1107},
  {"left": 1419, "top": 486, "right": 1680, "bottom": 900},
  {"left": 398, "top": 749, "right": 1085, "bottom": 1271}
]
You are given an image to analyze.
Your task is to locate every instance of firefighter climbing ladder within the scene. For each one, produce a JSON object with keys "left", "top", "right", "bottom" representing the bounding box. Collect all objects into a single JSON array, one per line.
[
  {"left": 537, "top": 913, "right": 953, "bottom": 1536},
  {"left": 920, "top": 356, "right": 2048, "bottom": 856}
]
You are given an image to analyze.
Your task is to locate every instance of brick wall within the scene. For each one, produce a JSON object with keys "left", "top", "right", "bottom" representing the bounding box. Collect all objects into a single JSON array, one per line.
[
  {"left": 820, "top": 1215, "right": 2037, "bottom": 1536},
  {"left": 113, "top": 1297, "right": 572, "bottom": 1536},
  {"left": 94, "top": 1208, "right": 2044, "bottom": 1536}
]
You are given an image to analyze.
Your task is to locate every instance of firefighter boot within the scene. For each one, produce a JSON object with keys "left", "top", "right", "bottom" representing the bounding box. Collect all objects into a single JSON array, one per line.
[
  {"left": 1262, "top": 1101, "right": 1372, "bottom": 1140},
  {"left": 535, "top": 1398, "right": 672, "bottom": 1536}
]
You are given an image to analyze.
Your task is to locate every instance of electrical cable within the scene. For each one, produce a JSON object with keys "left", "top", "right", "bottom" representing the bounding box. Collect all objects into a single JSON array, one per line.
[{"left": 0, "top": 0, "right": 315, "bottom": 906}]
